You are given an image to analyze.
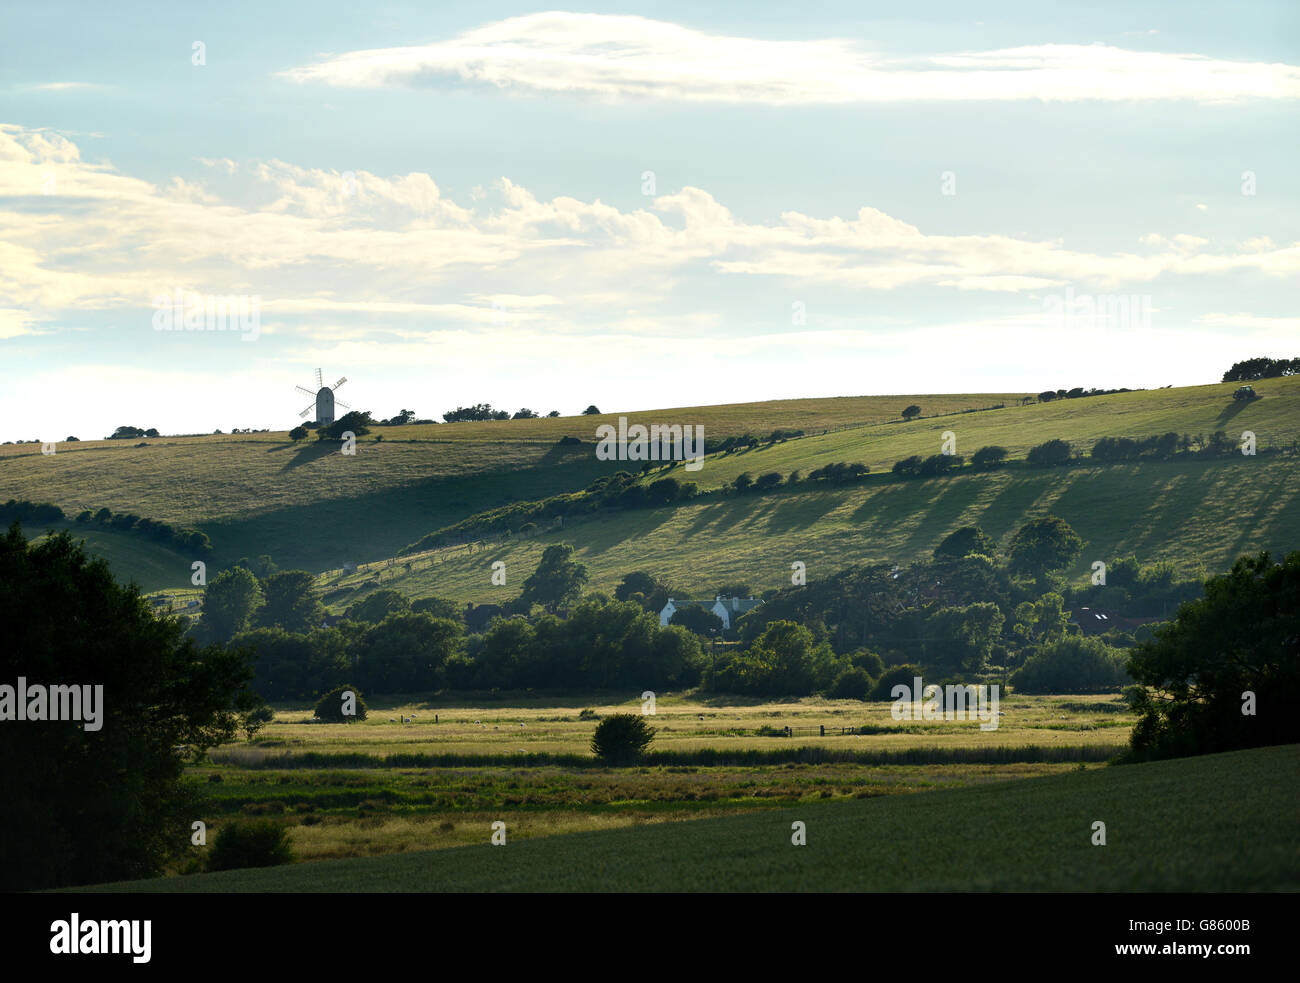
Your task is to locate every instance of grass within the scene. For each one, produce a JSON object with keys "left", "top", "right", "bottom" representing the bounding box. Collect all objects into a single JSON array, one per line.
[
  {"left": 6, "top": 377, "right": 1295, "bottom": 586},
  {"left": 325, "top": 454, "right": 1299, "bottom": 603},
  {"left": 212, "top": 692, "right": 1135, "bottom": 759},
  {"left": 69, "top": 743, "right": 1300, "bottom": 892}
]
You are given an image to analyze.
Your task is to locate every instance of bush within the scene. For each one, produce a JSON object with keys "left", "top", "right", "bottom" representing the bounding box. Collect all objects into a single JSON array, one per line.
[
  {"left": 934, "top": 525, "right": 998, "bottom": 560},
  {"left": 971, "top": 445, "right": 1008, "bottom": 470},
  {"left": 313, "top": 684, "right": 368, "bottom": 722},
  {"left": 754, "top": 472, "right": 783, "bottom": 490},
  {"left": 892, "top": 455, "right": 922, "bottom": 477},
  {"left": 827, "top": 666, "right": 873, "bottom": 700},
  {"left": 1010, "top": 636, "right": 1131, "bottom": 694},
  {"left": 1026, "top": 439, "right": 1073, "bottom": 467},
  {"left": 848, "top": 649, "right": 886, "bottom": 678},
  {"left": 869, "top": 663, "right": 925, "bottom": 701},
  {"left": 591, "top": 713, "right": 656, "bottom": 764},
  {"left": 206, "top": 819, "right": 294, "bottom": 871}
]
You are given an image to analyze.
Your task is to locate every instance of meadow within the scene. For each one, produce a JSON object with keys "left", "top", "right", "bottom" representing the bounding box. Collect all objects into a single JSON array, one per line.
[
  {"left": 121, "top": 692, "right": 1129, "bottom": 870},
  {"left": 73, "top": 743, "right": 1300, "bottom": 892}
]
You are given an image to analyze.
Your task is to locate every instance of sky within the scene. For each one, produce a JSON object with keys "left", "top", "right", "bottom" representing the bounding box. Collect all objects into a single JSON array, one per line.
[{"left": 0, "top": 1, "right": 1297, "bottom": 441}]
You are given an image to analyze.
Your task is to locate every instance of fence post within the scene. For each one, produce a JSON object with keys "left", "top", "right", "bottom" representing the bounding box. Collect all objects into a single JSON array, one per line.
[{"left": 820, "top": 725, "right": 825, "bottom": 736}]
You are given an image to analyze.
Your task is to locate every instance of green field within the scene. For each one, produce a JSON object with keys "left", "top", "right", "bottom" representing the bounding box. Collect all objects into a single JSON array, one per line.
[
  {"left": 70, "top": 743, "right": 1300, "bottom": 892},
  {"left": 5, "top": 377, "right": 1296, "bottom": 590}
]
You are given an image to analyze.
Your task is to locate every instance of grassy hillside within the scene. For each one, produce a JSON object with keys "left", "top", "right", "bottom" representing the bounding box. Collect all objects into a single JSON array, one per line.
[
  {"left": 328, "top": 455, "right": 1298, "bottom": 603},
  {"left": 69, "top": 743, "right": 1300, "bottom": 892},
  {"left": 5, "top": 377, "right": 1297, "bottom": 591}
]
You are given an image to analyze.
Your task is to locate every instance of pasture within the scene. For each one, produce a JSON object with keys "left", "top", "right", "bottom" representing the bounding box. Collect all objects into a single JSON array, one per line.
[{"left": 72, "top": 743, "right": 1300, "bottom": 892}]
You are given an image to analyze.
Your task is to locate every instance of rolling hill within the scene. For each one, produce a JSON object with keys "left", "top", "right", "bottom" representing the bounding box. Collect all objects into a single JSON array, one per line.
[{"left": 4, "top": 377, "right": 1297, "bottom": 595}]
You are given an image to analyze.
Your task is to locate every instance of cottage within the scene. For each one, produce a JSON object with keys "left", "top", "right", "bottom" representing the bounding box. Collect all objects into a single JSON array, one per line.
[
  {"left": 1069, "top": 606, "right": 1162, "bottom": 637},
  {"left": 659, "top": 595, "right": 762, "bottom": 631}
]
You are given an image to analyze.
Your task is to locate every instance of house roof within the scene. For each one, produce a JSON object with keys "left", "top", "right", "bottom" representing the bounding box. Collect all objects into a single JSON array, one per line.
[{"left": 1070, "top": 606, "right": 1162, "bottom": 635}]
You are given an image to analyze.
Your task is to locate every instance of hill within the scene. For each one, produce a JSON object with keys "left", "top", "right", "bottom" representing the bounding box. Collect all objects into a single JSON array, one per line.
[
  {"left": 4, "top": 378, "right": 1297, "bottom": 593},
  {"left": 67, "top": 743, "right": 1300, "bottom": 892}
]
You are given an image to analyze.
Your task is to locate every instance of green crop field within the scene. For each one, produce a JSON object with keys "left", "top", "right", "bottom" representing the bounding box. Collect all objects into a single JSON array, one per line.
[{"left": 69, "top": 744, "right": 1300, "bottom": 892}]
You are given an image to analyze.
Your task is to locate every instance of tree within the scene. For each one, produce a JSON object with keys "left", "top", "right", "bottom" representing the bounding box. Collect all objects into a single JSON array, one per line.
[
  {"left": 355, "top": 613, "right": 462, "bottom": 693},
  {"left": 201, "top": 567, "right": 263, "bottom": 643},
  {"left": 615, "top": 571, "right": 662, "bottom": 603},
  {"left": 827, "top": 666, "right": 873, "bottom": 700},
  {"left": 289, "top": 426, "right": 308, "bottom": 442},
  {"left": 1124, "top": 550, "right": 1300, "bottom": 762},
  {"left": 971, "top": 445, "right": 1008, "bottom": 470},
  {"left": 1012, "top": 592, "right": 1071, "bottom": 646},
  {"left": 519, "top": 544, "right": 589, "bottom": 613},
  {"left": 512, "top": 408, "right": 539, "bottom": 419},
  {"left": 670, "top": 604, "right": 724, "bottom": 635},
  {"left": 733, "top": 472, "right": 754, "bottom": 492},
  {"left": 313, "top": 683, "right": 369, "bottom": 722},
  {"left": 901, "top": 404, "right": 921, "bottom": 420},
  {"left": 1221, "top": 356, "right": 1300, "bottom": 382},
  {"left": 754, "top": 472, "right": 783, "bottom": 490},
  {"left": 1007, "top": 516, "right": 1084, "bottom": 578},
  {"left": 235, "top": 554, "right": 278, "bottom": 580},
  {"left": 254, "top": 570, "right": 322, "bottom": 634},
  {"left": 583, "top": 405, "right": 601, "bottom": 415},
  {"left": 411, "top": 596, "right": 461, "bottom": 621},
  {"left": 934, "top": 526, "right": 998, "bottom": 560},
  {"left": 547, "top": 410, "right": 560, "bottom": 418},
  {"left": 1011, "top": 636, "right": 1130, "bottom": 694},
  {"left": 1026, "top": 438, "right": 1073, "bottom": 467},
  {"left": 590, "top": 713, "right": 656, "bottom": 764},
  {"left": 316, "top": 410, "right": 373, "bottom": 440},
  {"left": 344, "top": 589, "right": 411, "bottom": 624},
  {"left": 1038, "top": 390, "right": 1058, "bottom": 402},
  {"left": 925, "top": 602, "right": 1004, "bottom": 673},
  {"left": 0, "top": 525, "right": 260, "bottom": 890}
]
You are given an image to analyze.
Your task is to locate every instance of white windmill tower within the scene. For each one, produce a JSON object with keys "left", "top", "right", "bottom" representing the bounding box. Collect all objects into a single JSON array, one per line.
[{"left": 295, "top": 369, "right": 350, "bottom": 426}]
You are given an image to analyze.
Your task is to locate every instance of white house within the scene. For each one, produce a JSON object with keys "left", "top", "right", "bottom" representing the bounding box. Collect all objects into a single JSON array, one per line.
[{"left": 659, "top": 595, "right": 762, "bottom": 631}]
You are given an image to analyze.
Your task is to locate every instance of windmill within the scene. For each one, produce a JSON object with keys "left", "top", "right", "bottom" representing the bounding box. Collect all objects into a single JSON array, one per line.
[{"left": 295, "top": 369, "right": 350, "bottom": 426}]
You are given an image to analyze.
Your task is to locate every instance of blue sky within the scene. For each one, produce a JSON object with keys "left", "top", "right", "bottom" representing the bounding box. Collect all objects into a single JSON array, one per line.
[{"left": 1, "top": 1, "right": 1296, "bottom": 440}]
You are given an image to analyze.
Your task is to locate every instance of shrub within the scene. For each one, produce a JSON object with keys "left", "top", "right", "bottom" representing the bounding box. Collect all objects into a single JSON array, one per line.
[
  {"left": 901, "top": 404, "right": 921, "bottom": 420},
  {"left": 971, "top": 445, "right": 1008, "bottom": 470},
  {"left": 591, "top": 713, "right": 656, "bottom": 764},
  {"left": 1026, "top": 439, "right": 1073, "bottom": 467},
  {"left": 848, "top": 649, "right": 886, "bottom": 678},
  {"left": 827, "top": 666, "right": 873, "bottom": 700},
  {"left": 313, "top": 684, "right": 368, "bottom": 722},
  {"left": 206, "top": 819, "right": 294, "bottom": 871},
  {"left": 918, "top": 453, "right": 962, "bottom": 476},
  {"left": 1010, "top": 636, "right": 1131, "bottom": 694},
  {"left": 754, "top": 472, "right": 783, "bottom": 490},
  {"left": 934, "top": 525, "right": 998, "bottom": 560},
  {"left": 869, "top": 663, "right": 925, "bottom": 701},
  {"left": 892, "top": 455, "right": 922, "bottom": 477}
]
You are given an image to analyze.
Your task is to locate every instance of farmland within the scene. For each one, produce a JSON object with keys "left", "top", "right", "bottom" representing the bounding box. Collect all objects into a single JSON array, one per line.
[
  {"left": 3, "top": 376, "right": 1296, "bottom": 588},
  {"left": 71, "top": 743, "right": 1300, "bottom": 892}
]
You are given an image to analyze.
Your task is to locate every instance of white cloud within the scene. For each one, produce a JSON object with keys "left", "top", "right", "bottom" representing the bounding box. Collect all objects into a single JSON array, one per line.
[
  {"left": 1, "top": 123, "right": 1297, "bottom": 339},
  {"left": 279, "top": 13, "right": 1300, "bottom": 104}
]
